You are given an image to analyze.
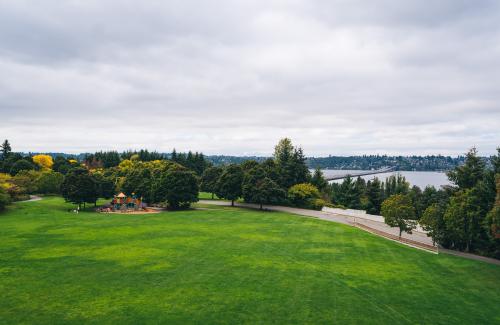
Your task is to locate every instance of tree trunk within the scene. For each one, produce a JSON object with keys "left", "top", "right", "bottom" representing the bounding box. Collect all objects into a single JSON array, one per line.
[
  {"left": 211, "top": 192, "right": 214, "bottom": 199},
  {"left": 231, "top": 200, "right": 234, "bottom": 207},
  {"left": 260, "top": 203, "right": 263, "bottom": 210},
  {"left": 399, "top": 228, "right": 402, "bottom": 239}
]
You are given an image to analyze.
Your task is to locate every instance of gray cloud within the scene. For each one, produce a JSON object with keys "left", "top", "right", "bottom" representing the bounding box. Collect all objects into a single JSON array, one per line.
[{"left": 0, "top": 0, "right": 499, "bottom": 156}]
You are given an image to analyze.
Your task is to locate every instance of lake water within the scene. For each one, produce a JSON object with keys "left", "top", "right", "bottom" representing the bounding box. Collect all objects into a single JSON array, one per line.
[{"left": 318, "top": 170, "right": 452, "bottom": 189}]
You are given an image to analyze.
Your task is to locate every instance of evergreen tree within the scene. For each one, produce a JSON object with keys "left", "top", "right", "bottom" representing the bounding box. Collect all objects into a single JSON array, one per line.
[
  {"left": 365, "top": 178, "right": 384, "bottom": 214},
  {"left": 1, "top": 139, "right": 12, "bottom": 160},
  {"left": 447, "top": 147, "right": 485, "bottom": 189},
  {"left": 273, "top": 138, "right": 310, "bottom": 189},
  {"left": 311, "top": 167, "right": 328, "bottom": 193}
]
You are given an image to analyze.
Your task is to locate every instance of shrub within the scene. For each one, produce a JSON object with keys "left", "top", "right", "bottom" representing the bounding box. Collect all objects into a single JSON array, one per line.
[
  {"left": 310, "top": 198, "right": 327, "bottom": 210},
  {"left": 287, "top": 183, "right": 321, "bottom": 209}
]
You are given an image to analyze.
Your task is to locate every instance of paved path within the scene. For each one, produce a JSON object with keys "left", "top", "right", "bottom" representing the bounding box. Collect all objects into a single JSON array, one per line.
[{"left": 15, "top": 195, "right": 42, "bottom": 202}]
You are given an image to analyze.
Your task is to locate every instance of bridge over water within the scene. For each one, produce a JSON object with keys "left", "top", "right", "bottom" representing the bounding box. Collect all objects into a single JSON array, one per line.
[{"left": 325, "top": 166, "right": 397, "bottom": 181}]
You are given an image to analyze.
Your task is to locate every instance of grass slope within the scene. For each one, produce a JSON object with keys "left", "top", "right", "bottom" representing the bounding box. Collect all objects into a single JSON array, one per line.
[{"left": 0, "top": 197, "right": 499, "bottom": 324}]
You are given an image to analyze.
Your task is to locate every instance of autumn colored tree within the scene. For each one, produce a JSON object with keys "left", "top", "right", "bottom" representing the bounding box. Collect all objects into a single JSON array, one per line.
[{"left": 32, "top": 155, "right": 54, "bottom": 170}]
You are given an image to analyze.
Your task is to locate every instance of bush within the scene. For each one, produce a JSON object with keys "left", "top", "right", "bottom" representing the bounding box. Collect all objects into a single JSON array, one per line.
[
  {"left": 287, "top": 183, "right": 321, "bottom": 209},
  {"left": 310, "top": 198, "right": 327, "bottom": 210}
]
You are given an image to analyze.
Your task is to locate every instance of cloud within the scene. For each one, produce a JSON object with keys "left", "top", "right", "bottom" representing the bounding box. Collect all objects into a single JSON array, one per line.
[{"left": 0, "top": 0, "right": 499, "bottom": 156}]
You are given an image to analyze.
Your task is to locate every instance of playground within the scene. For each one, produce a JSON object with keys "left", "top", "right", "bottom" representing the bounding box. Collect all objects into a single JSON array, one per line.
[{"left": 96, "top": 192, "right": 159, "bottom": 214}]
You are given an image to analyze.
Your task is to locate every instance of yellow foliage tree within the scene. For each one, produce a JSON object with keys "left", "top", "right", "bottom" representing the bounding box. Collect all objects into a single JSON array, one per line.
[{"left": 32, "top": 155, "right": 54, "bottom": 170}]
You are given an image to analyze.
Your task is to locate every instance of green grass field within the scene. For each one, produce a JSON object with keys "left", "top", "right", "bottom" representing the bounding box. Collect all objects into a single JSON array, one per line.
[{"left": 0, "top": 197, "right": 499, "bottom": 324}]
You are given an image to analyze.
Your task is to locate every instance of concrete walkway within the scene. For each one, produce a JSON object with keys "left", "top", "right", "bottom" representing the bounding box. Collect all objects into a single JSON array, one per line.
[
  {"left": 15, "top": 195, "right": 42, "bottom": 202},
  {"left": 198, "top": 200, "right": 500, "bottom": 265}
]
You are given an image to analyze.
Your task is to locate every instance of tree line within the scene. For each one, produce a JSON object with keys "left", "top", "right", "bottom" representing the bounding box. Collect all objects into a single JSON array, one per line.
[{"left": 329, "top": 148, "right": 500, "bottom": 258}]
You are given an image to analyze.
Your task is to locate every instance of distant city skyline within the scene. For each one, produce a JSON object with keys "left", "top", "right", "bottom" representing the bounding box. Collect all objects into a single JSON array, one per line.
[{"left": 1, "top": 1, "right": 499, "bottom": 156}]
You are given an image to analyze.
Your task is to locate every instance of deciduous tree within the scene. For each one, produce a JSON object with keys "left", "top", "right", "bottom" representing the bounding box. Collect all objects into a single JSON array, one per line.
[
  {"left": 61, "top": 167, "right": 98, "bottom": 209},
  {"left": 381, "top": 194, "right": 417, "bottom": 238},
  {"left": 32, "top": 155, "right": 54, "bottom": 170},
  {"left": 200, "top": 166, "right": 222, "bottom": 199},
  {"left": 156, "top": 170, "right": 199, "bottom": 209},
  {"left": 216, "top": 164, "right": 243, "bottom": 206}
]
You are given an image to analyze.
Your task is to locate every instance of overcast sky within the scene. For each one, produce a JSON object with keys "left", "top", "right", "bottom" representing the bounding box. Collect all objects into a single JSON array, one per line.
[{"left": 1, "top": 0, "right": 499, "bottom": 156}]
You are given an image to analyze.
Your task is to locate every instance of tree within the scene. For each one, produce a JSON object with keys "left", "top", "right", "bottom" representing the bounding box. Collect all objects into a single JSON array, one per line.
[
  {"left": 10, "top": 159, "right": 36, "bottom": 176},
  {"left": 365, "top": 178, "right": 384, "bottom": 214},
  {"left": 485, "top": 175, "right": 500, "bottom": 258},
  {"left": 0, "top": 186, "right": 10, "bottom": 211},
  {"left": 333, "top": 176, "right": 359, "bottom": 208},
  {"left": 155, "top": 170, "right": 199, "bottom": 210},
  {"left": 252, "top": 177, "right": 285, "bottom": 210},
  {"left": 420, "top": 203, "right": 446, "bottom": 246},
  {"left": 32, "top": 155, "right": 54, "bottom": 170},
  {"left": 52, "top": 156, "right": 75, "bottom": 174},
  {"left": 216, "top": 164, "right": 243, "bottom": 206},
  {"left": 381, "top": 194, "right": 417, "bottom": 238},
  {"left": 60, "top": 168, "right": 98, "bottom": 209},
  {"left": 384, "top": 174, "right": 410, "bottom": 197},
  {"left": 408, "top": 185, "right": 424, "bottom": 219},
  {"left": 200, "top": 166, "right": 222, "bottom": 199},
  {"left": 93, "top": 173, "right": 115, "bottom": 199},
  {"left": 242, "top": 166, "right": 285, "bottom": 209},
  {"left": 121, "top": 166, "right": 153, "bottom": 203},
  {"left": 310, "top": 168, "right": 328, "bottom": 193},
  {"left": 447, "top": 147, "right": 485, "bottom": 189},
  {"left": 36, "top": 171, "right": 64, "bottom": 194},
  {"left": 273, "top": 138, "right": 310, "bottom": 189},
  {"left": 1, "top": 140, "right": 12, "bottom": 160},
  {"left": 241, "top": 160, "right": 260, "bottom": 172},
  {"left": 443, "top": 189, "right": 488, "bottom": 252}
]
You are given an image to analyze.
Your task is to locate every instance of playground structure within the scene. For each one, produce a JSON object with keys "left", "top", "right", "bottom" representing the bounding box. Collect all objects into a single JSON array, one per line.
[
  {"left": 112, "top": 192, "right": 143, "bottom": 212},
  {"left": 97, "top": 192, "right": 147, "bottom": 213}
]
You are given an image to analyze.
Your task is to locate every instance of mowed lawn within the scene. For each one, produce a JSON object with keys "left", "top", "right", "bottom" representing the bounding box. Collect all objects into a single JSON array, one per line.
[{"left": 0, "top": 198, "right": 499, "bottom": 324}]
